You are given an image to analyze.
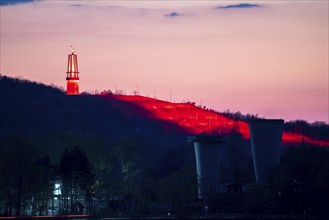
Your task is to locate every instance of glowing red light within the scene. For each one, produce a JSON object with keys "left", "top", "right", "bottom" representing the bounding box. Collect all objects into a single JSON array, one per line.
[
  {"left": 66, "top": 50, "right": 79, "bottom": 95},
  {"left": 66, "top": 80, "right": 79, "bottom": 95},
  {"left": 103, "top": 94, "right": 329, "bottom": 147}
]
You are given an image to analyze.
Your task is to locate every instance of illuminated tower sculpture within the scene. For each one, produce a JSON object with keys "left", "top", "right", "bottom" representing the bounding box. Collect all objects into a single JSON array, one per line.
[{"left": 66, "top": 45, "right": 79, "bottom": 95}]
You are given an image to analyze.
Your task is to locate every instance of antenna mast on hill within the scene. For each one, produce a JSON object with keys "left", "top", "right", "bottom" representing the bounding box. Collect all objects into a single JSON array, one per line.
[{"left": 71, "top": 45, "right": 75, "bottom": 54}]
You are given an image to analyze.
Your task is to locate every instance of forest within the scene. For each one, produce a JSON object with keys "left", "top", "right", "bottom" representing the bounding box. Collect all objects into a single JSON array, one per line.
[{"left": 0, "top": 75, "right": 328, "bottom": 217}]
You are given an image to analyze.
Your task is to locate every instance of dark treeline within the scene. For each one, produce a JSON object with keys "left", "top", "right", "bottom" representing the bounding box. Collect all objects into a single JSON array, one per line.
[
  {"left": 0, "top": 75, "right": 197, "bottom": 216},
  {"left": 0, "top": 75, "right": 329, "bottom": 217},
  {"left": 208, "top": 145, "right": 329, "bottom": 216},
  {"left": 0, "top": 134, "right": 196, "bottom": 216},
  {"left": 1, "top": 134, "right": 328, "bottom": 216},
  {"left": 284, "top": 120, "right": 329, "bottom": 141}
]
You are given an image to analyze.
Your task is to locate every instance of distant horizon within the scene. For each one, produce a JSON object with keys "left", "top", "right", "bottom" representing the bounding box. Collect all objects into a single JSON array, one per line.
[{"left": 1, "top": 0, "right": 328, "bottom": 123}]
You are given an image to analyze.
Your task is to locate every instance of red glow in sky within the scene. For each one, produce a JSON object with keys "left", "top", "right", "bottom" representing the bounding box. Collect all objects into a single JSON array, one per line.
[{"left": 104, "top": 94, "right": 329, "bottom": 147}]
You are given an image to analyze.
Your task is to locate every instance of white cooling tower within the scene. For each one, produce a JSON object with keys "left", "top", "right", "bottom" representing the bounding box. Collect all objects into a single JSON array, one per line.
[{"left": 248, "top": 119, "right": 284, "bottom": 183}]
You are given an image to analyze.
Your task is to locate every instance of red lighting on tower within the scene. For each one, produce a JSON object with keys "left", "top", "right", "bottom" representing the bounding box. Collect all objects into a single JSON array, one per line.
[{"left": 66, "top": 45, "right": 79, "bottom": 95}]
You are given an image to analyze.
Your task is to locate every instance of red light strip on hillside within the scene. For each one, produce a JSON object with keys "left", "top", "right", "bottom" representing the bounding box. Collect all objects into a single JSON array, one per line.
[{"left": 103, "top": 94, "right": 329, "bottom": 147}]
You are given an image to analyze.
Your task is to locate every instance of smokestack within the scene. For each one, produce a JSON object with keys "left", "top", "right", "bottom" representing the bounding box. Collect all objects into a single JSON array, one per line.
[
  {"left": 189, "top": 135, "right": 225, "bottom": 199},
  {"left": 248, "top": 119, "right": 284, "bottom": 183}
]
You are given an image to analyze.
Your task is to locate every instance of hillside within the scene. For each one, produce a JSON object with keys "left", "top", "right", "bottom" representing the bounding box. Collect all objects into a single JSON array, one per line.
[
  {"left": 2, "top": 75, "right": 328, "bottom": 147},
  {"left": 102, "top": 94, "right": 329, "bottom": 147},
  {"left": 1, "top": 75, "right": 329, "bottom": 216},
  {"left": 0, "top": 75, "right": 197, "bottom": 176}
]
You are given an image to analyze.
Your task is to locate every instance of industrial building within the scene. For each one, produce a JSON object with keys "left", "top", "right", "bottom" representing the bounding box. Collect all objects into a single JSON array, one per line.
[
  {"left": 189, "top": 118, "right": 284, "bottom": 200},
  {"left": 248, "top": 119, "right": 284, "bottom": 183},
  {"left": 188, "top": 135, "right": 226, "bottom": 199}
]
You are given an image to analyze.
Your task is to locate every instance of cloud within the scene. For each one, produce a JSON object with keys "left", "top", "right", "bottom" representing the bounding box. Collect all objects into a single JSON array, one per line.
[
  {"left": 215, "top": 3, "right": 261, "bottom": 9},
  {"left": 70, "top": 4, "right": 84, "bottom": 7},
  {"left": 164, "top": 12, "right": 183, "bottom": 17},
  {"left": 0, "top": 0, "right": 34, "bottom": 6}
]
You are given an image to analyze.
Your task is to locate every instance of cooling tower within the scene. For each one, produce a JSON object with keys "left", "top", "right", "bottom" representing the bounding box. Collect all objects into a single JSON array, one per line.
[
  {"left": 248, "top": 119, "right": 284, "bottom": 183},
  {"left": 189, "top": 136, "right": 225, "bottom": 199}
]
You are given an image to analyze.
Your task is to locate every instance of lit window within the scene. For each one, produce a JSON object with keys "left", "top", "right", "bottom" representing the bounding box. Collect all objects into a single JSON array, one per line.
[{"left": 54, "top": 183, "right": 61, "bottom": 195}]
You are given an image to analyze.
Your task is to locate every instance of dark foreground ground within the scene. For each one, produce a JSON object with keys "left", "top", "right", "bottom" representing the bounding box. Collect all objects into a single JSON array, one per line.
[{"left": 1, "top": 214, "right": 327, "bottom": 220}]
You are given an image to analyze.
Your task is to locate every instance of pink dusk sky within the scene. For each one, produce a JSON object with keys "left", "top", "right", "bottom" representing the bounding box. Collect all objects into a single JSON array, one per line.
[{"left": 1, "top": 0, "right": 328, "bottom": 123}]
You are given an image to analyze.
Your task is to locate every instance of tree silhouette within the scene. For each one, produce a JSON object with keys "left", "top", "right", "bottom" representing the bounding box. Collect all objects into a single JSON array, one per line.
[{"left": 58, "top": 146, "right": 95, "bottom": 214}]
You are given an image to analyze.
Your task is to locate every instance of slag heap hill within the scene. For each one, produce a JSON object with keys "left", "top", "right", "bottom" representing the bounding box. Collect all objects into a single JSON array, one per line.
[{"left": 100, "top": 93, "right": 329, "bottom": 147}]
